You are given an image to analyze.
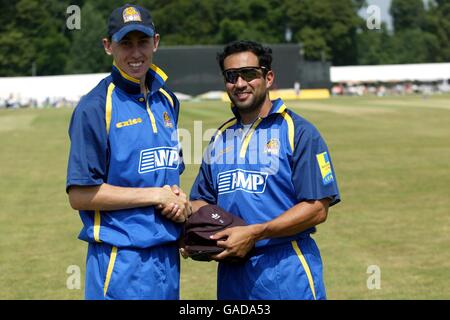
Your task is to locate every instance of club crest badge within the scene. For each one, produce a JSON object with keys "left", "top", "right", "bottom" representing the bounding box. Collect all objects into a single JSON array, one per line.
[
  {"left": 123, "top": 7, "right": 142, "bottom": 23},
  {"left": 264, "top": 138, "right": 280, "bottom": 155},
  {"left": 163, "top": 112, "right": 173, "bottom": 128}
]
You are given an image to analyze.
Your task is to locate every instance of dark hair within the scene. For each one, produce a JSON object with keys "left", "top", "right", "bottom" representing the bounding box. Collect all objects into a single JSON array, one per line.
[{"left": 217, "top": 40, "right": 273, "bottom": 72}]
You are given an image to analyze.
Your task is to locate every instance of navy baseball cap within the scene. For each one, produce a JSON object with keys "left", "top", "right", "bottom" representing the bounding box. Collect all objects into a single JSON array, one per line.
[{"left": 108, "top": 4, "right": 156, "bottom": 42}]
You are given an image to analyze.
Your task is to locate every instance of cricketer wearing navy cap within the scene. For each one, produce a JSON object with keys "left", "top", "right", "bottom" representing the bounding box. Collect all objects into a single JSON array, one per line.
[
  {"left": 66, "top": 3, "right": 190, "bottom": 300},
  {"left": 108, "top": 4, "right": 156, "bottom": 42}
]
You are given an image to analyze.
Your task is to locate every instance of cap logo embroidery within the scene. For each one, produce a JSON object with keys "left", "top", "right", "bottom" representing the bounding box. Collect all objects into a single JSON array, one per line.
[{"left": 123, "top": 7, "right": 142, "bottom": 23}]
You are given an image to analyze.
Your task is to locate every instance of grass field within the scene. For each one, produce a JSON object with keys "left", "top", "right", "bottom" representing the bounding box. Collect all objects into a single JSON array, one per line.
[{"left": 1, "top": 94, "right": 449, "bottom": 299}]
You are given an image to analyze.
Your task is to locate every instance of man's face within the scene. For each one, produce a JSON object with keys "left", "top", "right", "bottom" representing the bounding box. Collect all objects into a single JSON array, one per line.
[
  {"left": 222, "top": 51, "right": 273, "bottom": 114},
  {"left": 104, "top": 31, "right": 159, "bottom": 81}
]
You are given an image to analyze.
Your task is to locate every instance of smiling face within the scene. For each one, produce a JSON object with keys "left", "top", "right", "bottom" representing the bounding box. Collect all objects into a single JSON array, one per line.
[
  {"left": 223, "top": 51, "right": 274, "bottom": 117},
  {"left": 103, "top": 31, "right": 160, "bottom": 81}
]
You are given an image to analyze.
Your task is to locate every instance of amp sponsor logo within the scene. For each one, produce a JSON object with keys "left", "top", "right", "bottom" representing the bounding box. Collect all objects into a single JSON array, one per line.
[
  {"left": 139, "top": 147, "right": 179, "bottom": 174},
  {"left": 217, "top": 169, "right": 268, "bottom": 195}
]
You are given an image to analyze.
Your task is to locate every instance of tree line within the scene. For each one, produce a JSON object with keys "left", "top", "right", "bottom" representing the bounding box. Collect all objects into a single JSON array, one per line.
[{"left": 0, "top": 0, "right": 448, "bottom": 77}]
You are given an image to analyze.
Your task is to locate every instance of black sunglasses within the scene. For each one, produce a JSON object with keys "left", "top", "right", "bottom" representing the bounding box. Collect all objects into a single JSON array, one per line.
[{"left": 222, "top": 66, "right": 267, "bottom": 84}]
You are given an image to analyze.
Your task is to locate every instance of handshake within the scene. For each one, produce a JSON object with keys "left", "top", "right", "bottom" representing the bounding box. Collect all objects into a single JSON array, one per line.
[{"left": 156, "top": 185, "right": 192, "bottom": 223}]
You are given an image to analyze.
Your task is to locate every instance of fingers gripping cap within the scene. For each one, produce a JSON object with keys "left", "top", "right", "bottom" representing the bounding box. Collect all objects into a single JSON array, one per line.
[
  {"left": 108, "top": 4, "right": 155, "bottom": 42},
  {"left": 183, "top": 205, "right": 249, "bottom": 262}
]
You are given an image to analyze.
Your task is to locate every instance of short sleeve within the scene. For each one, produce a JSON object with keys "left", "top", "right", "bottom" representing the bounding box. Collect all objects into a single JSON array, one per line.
[
  {"left": 167, "top": 88, "right": 185, "bottom": 175},
  {"left": 189, "top": 156, "right": 217, "bottom": 204},
  {"left": 291, "top": 124, "right": 340, "bottom": 206},
  {"left": 178, "top": 147, "right": 185, "bottom": 175},
  {"left": 66, "top": 97, "right": 108, "bottom": 192},
  {"left": 169, "top": 89, "right": 181, "bottom": 124}
]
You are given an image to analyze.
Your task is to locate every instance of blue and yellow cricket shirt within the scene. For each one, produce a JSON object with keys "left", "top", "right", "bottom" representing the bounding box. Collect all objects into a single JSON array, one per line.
[
  {"left": 66, "top": 63, "right": 184, "bottom": 248},
  {"left": 190, "top": 98, "right": 340, "bottom": 248}
]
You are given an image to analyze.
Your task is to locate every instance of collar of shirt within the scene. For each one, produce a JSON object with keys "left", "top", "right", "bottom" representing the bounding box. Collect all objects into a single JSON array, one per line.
[
  {"left": 230, "top": 98, "right": 287, "bottom": 123},
  {"left": 110, "top": 62, "right": 168, "bottom": 99}
]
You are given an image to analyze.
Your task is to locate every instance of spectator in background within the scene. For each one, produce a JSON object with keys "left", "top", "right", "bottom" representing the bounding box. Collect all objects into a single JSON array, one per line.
[{"left": 294, "top": 81, "right": 301, "bottom": 97}]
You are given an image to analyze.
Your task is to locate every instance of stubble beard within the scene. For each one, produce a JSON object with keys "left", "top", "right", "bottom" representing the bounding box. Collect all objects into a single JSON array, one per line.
[{"left": 231, "top": 91, "right": 267, "bottom": 116}]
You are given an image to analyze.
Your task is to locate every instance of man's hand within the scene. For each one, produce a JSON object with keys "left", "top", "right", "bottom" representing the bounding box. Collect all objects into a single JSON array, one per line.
[
  {"left": 210, "top": 224, "right": 263, "bottom": 260},
  {"left": 178, "top": 235, "right": 189, "bottom": 259},
  {"left": 179, "top": 247, "right": 190, "bottom": 259},
  {"left": 169, "top": 185, "right": 193, "bottom": 220},
  {"left": 156, "top": 185, "right": 192, "bottom": 223}
]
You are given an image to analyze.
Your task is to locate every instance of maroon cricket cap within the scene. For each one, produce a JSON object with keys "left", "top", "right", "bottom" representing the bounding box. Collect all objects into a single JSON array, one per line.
[{"left": 183, "top": 204, "right": 250, "bottom": 262}]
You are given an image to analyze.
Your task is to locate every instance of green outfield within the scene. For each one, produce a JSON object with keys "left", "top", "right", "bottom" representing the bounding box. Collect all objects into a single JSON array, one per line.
[{"left": 1, "top": 94, "right": 449, "bottom": 299}]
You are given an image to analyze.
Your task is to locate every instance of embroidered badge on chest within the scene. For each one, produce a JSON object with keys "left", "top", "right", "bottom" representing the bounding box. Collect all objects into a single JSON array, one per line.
[
  {"left": 264, "top": 138, "right": 280, "bottom": 155},
  {"left": 163, "top": 112, "right": 173, "bottom": 128}
]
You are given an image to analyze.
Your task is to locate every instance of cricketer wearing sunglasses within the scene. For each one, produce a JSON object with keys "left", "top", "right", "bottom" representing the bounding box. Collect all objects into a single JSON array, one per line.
[{"left": 189, "top": 40, "right": 341, "bottom": 300}]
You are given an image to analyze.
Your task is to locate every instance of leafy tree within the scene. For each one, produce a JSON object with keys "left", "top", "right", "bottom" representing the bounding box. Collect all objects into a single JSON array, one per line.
[
  {"left": 424, "top": 0, "right": 450, "bottom": 61},
  {"left": 0, "top": 29, "right": 36, "bottom": 76},
  {"left": 390, "top": 29, "right": 440, "bottom": 64},
  {"left": 284, "top": 0, "right": 362, "bottom": 65},
  {"left": 356, "top": 24, "right": 395, "bottom": 65},
  {"left": 218, "top": 0, "right": 283, "bottom": 43},
  {"left": 0, "top": 0, "right": 71, "bottom": 76},
  {"left": 297, "top": 27, "right": 330, "bottom": 61},
  {"left": 1, "top": 0, "right": 448, "bottom": 75},
  {"left": 65, "top": 1, "right": 111, "bottom": 74},
  {"left": 390, "top": 0, "right": 426, "bottom": 31},
  {"left": 0, "top": 0, "right": 16, "bottom": 33},
  {"left": 218, "top": 19, "right": 248, "bottom": 44},
  {"left": 150, "top": 0, "right": 224, "bottom": 45}
]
